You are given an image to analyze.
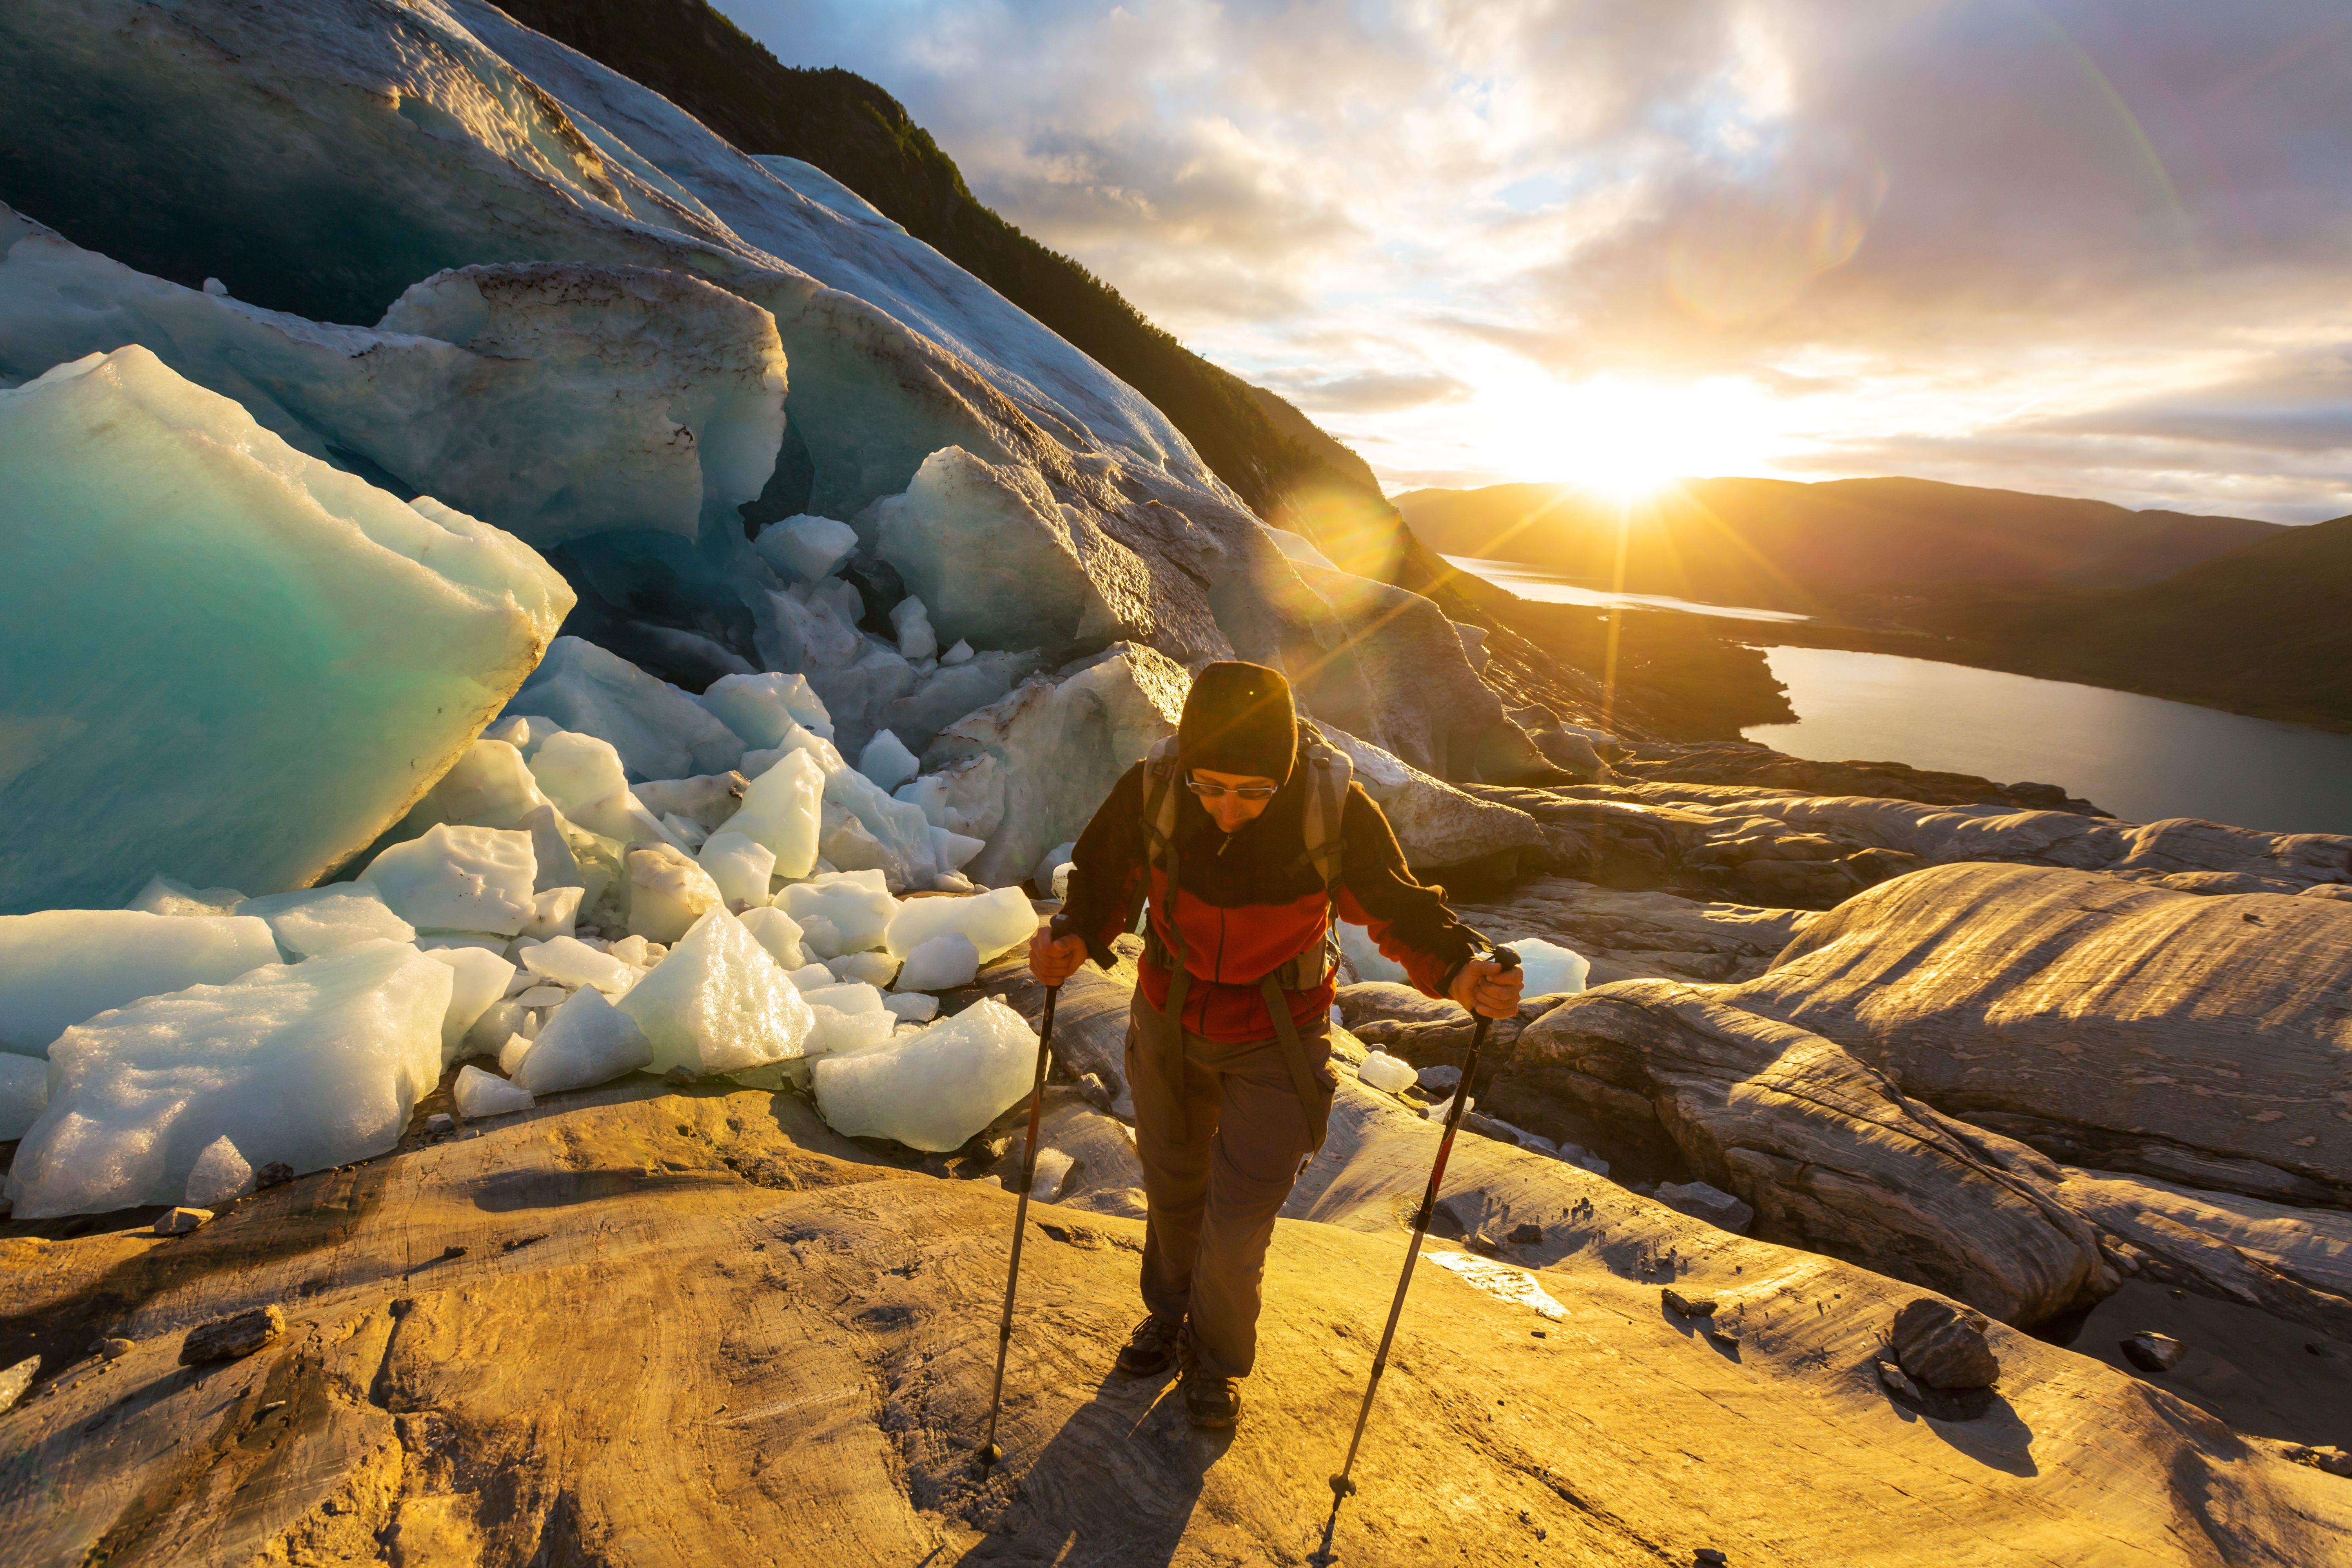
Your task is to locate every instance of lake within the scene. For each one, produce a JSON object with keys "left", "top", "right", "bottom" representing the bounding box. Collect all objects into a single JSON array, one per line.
[
  {"left": 1442, "top": 555, "right": 1810, "bottom": 623},
  {"left": 1745, "top": 646, "right": 2352, "bottom": 835}
]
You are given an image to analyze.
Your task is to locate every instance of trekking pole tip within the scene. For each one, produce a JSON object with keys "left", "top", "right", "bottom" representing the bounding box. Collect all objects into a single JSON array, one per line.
[
  {"left": 1328, "top": 1473, "right": 1356, "bottom": 1498},
  {"left": 978, "top": 1441, "right": 1003, "bottom": 1469}
]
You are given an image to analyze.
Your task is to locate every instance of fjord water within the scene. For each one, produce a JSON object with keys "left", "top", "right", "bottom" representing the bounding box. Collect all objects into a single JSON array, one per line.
[
  {"left": 1442, "top": 555, "right": 1810, "bottom": 622},
  {"left": 1746, "top": 646, "right": 2352, "bottom": 834}
]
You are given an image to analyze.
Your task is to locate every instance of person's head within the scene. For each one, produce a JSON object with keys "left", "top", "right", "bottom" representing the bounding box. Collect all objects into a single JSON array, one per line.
[{"left": 1177, "top": 661, "right": 1296, "bottom": 832}]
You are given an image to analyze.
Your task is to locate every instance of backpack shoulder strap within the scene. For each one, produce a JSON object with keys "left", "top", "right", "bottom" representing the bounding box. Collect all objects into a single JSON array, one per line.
[
  {"left": 1139, "top": 735, "right": 1183, "bottom": 868},
  {"left": 1296, "top": 739, "right": 1352, "bottom": 890}
]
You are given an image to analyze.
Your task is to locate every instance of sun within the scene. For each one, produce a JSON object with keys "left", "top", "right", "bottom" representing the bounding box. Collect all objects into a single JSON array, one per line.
[{"left": 1476, "top": 371, "right": 1778, "bottom": 504}]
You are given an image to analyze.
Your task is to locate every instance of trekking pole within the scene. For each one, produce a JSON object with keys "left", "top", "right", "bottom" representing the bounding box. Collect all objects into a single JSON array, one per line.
[
  {"left": 1322, "top": 944, "right": 1520, "bottom": 1513},
  {"left": 977, "top": 913, "right": 1076, "bottom": 1472}
]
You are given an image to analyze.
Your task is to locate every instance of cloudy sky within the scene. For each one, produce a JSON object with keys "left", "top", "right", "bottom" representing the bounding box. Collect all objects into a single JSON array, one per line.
[{"left": 726, "top": 1, "right": 2352, "bottom": 521}]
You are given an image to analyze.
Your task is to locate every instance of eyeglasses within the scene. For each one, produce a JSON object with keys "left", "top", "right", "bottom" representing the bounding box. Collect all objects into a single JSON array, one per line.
[{"left": 1185, "top": 775, "right": 1279, "bottom": 801}]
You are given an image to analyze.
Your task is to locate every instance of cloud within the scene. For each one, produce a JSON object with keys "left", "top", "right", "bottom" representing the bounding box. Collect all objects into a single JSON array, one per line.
[{"left": 720, "top": 0, "right": 2352, "bottom": 521}]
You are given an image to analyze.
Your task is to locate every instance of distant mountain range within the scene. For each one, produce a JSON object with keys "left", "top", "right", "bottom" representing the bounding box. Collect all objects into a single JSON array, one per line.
[
  {"left": 1395, "top": 477, "right": 2286, "bottom": 608},
  {"left": 1400, "top": 478, "right": 2350, "bottom": 732}
]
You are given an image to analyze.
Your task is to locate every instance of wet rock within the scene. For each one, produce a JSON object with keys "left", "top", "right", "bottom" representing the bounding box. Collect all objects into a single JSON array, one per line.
[
  {"left": 2118, "top": 1332, "right": 2187, "bottom": 1374},
  {"left": 1891, "top": 1299, "right": 2000, "bottom": 1390},
  {"left": 254, "top": 1161, "right": 295, "bottom": 1190},
  {"left": 1417, "top": 1064, "right": 1462, "bottom": 1095},
  {"left": 425, "top": 1112, "right": 456, "bottom": 1137},
  {"left": 664, "top": 1065, "right": 699, "bottom": 1087},
  {"left": 1508, "top": 1222, "right": 1544, "bottom": 1246},
  {"left": 179, "top": 1305, "right": 285, "bottom": 1366},
  {"left": 154, "top": 1207, "right": 213, "bottom": 1236}
]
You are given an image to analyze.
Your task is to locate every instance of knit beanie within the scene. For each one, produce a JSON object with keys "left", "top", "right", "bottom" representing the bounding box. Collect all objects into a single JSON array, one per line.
[{"left": 1178, "top": 661, "right": 1297, "bottom": 781}]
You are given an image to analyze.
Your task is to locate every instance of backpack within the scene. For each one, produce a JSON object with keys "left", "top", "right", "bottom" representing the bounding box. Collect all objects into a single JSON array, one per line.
[{"left": 1127, "top": 724, "right": 1354, "bottom": 992}]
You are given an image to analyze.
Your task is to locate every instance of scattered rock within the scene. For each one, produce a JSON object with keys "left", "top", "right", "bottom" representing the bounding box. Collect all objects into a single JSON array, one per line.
[
  {"left": 154, "top": 1206, "right": 213, "bottom": 1236},
  {"left": 254, "top": 1161, "right": 295, "bottom": 1190},
  {"left": 2285, "top": 1445, "right": 2352, "bottom": 1479},
  {"left": 1891, "top": 1299, "right": 2000, "bottom": 1390},
  {"left": 664, "top": 1065, "right": 698, "bottom": 1087},
  {"left": 425, "top": 1112, "right": 456, "bottom": 1136},
  {"left": 1507, "top": 1222, "right": 1544, "bottom": 1246},
  {"left": 1074, "top": 1072, "right": 1115, "bottom": 1113},
  {"left": 179, "top": 1305, "right": 285, "bottom": 1366},
  {"left": 1695, "top": 1549, "right": 1728, "bottom": 1566},
  {"left": 91, "top": 1337, "right": 134, "bottom": 1361},
  {"left": 1467, "top": 1230, "right": 1503, "bottom": 1258},
  {"left": 1654, "top": 1181, "right": 1755, "bottom": 1235},
  {"left": 1417, "top": 1064, "right": 1462, "bottom": 1095},
  {"left": 2118, "top": 1332, "right": 2187, "bottom": 1374},
  {"left": 0, "top": 1356, "right": 37, "bottom": 1414},
  {"left": 1662, "top": 1288, "right": 1718, "bottom": 1319},
  {"left": 2309, "top": 1343, "right": 2334, "bottom": 1359}
]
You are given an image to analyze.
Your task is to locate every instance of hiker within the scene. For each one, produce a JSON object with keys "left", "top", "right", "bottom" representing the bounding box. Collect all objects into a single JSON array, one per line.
[{"left": 1029, "top": 661, "right": 1523, "bottom": 1429}]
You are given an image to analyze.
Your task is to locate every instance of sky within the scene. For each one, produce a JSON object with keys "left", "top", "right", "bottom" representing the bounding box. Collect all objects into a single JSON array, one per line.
[{"left": 724, "top": 1, "right": 2352, "bottom": 522}]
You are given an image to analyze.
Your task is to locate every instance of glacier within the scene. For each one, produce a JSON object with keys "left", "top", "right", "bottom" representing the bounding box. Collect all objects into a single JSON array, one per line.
[{"left": 0, "top": 347, "right": 571, "bottom": 914}]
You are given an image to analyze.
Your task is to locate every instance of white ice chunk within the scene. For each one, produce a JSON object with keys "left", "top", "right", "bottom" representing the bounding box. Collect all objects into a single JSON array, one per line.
[
  {"left": 1020, "top": 1147, "right": 1074, "bottom": 1204},
  {"left": 508, "top": 637, "right": 745, "bottom": 781},
  {"left": 422, "top": 945, "right": 517, "bottom": 1064},
  {"left": 858, "top": 729, "right": 920, "bottom": 793},
  {"left": 783, "top": 962, "right": 835, "bottom": 991},
  {"left": 800, "top": 982, "right": 885, "bottom": 1015},
  {"left": 889, "top": 596, "right": 938, "bottom": 662},
  {"left": 805, "top": 1005, "right": 897, "bottom": 1057},
  {"left": 895, "top": 759, "right": 1004, "bottom": 840},
  {"left": 827, "top": 950, "right": 901, "bottom": 987},
  {"left": 625, "top": 844, "right": 724, "bottom": 944},
  {"left": 895, "top": 933, "right": 979, "bottom": 992},
  {"left": 129, "top": 875, "right": 247, "bottom": 918},
  {"left": 363, "top": 824, "right": 538, "bottom": 936},
  {"left": 1340, "top": 922, "right": 1410, "bottom": 986},
  {"left": 1358, "top": 1051, "right": 1419, "bottom": 1095},
  {"left": 523, "top": 885, "right": 584, "bottom": 940},
  {"left": 927, "top": 644, "right": 1188, "bottom": 886},
  {"left": 514, "top": 986, "right": 654, "bottom": 1094},
  {"left": 1051, "top": 862, "right": 1073, "bottom": 901},
  {"left": 698, "top": 831, "right": 776, "bottom": 909},
  {"left": 940, "top": 639, "right": 973, "bottom": 666},
  {"left": 521, "top": 935, "right": 637, "bottom": 995},
  {"left": 699, "top": 670, "right": 835, "bottom": 748},
  {"left": 882, "top": 885, "right": 1037, "bottom": 964},
  {"left": 1505, "top": 937, "right": 1590, "bottom": 998},
  {"left": 528, "top": 731, "right": 629, "bottom": 816},
  {"left": 2, "top": 941, "right": 451, "bottom": 1217},
  {"left": 183, "top": 1136, "right": 255, "bottom": 1207},
  {"left": 0, "top": 910, "right": 279, "bottom": 1058},
  {"left": 0, "top": 1053, "right": 45, "bottom": 1140},
  {"left": 404, "top": 737, "right": 549, "bottom": 832},
  {"left": 1032, "top": 841, "right": 1076, "bottom": 893},
  {"left": 812, "top": 995, "right": 1038, "bottom": 1151},
  {"left": 755, "top": 513, "right": 858, "bottom": 581},
  {"left": 778, "top": 872, "right": 898, "bottom": 956},
  {"left": 737, "top": 906, "right": 807, "bottom": 971},
  {"left": 729, "top": 748, "right": 825, "bottom": 879},
  {"left": 932, "top": 826, "right": 986, "bottom": 872},
  {"left": 453, "top": 1064, "right": 534, "bottom": 1118},
  {"left": 617, "top": 908, "right": 816, "bottom": 1074},
  {"left": 0, "top": 348, "right": 568, "bottom": 913},
  {"left": 882, "top": 992, "right": 939, "bottom": 1024},
  {"left": 662, "top": 813, "right": 709, "bottom": 852},
  {"left": 497, "top": 1029, "right": 534, "bottom": 1077},
  {"left": 236, "top": 885, "right": 415, "bottom": 959}
]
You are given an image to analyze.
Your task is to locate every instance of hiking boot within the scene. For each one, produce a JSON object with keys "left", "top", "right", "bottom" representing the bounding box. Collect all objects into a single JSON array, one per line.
[
  {"left": 1116, "top": 1314, "right": 1184, "bottom": 1378},
  {"left": 1182, "top": 1368, "right": 1243, "bottom": 1429}
]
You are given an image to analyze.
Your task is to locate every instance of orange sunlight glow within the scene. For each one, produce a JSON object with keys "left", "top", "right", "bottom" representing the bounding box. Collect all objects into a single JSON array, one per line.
[{"left": 1432, "top": 365, "right": 1791, "bottom": 505}]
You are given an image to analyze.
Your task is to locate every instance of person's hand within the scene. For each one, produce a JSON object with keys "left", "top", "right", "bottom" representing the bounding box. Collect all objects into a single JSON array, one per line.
[
  {"left": 1449, "top": 956, "right": 1523, "bottom": 1020},
  {"left": 1029, "top": 927, "right": 1087, "bottom": 987}
]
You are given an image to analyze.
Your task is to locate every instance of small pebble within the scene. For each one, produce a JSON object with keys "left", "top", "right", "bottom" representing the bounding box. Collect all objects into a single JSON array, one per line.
[
  {"left": 424, "top": 1113, "right": 455, "bottom": 1136},
  {"left": 91, "top": 1338, "right": 134, "bottom": 1361}
]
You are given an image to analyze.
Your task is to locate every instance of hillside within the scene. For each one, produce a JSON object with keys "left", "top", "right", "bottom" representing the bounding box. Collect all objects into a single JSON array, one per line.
[
  {"left": 1999, "top": 511, "right": 2352, "bottom": 727},
  {"left": 1397, "top": 476, "right": 2285, "bottom": 611},
  {"left": 492, "top": 0, "right": 1388, "bottom": 539}
]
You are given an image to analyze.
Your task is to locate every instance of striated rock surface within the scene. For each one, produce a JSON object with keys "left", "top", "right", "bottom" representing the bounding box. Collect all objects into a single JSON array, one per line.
[
  {"left": 1733, "top": 863, "right": 2352, "bottom": 1209},
  {"left": 4, "top": 1082, "right": 2343, "bottom": 1566}
]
